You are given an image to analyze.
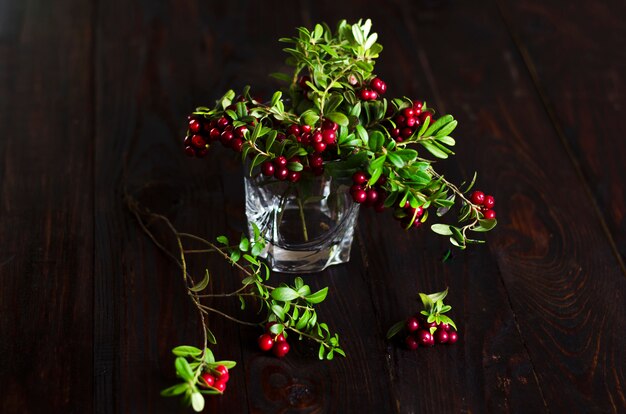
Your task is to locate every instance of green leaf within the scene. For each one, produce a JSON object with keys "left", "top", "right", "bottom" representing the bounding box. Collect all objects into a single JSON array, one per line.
[
  {"left": 191, "top": 392, "right": 205, "bottom": 411},
  {"left": 387, "top": 152, "right": 405, "bottom": 168},
  {"left": 161, "top": 383, "right": 189, "bottom": 397},
  {"left": 206, "top": 327, "right": 217, "bottom": 345},
  {"left": 435, "top": 120, "right": 457, "bottom": 138},
  {"left": 251, "top": 242, "right": 264, "bottom": 257},
  {"left": 369, "top": 130, "right": 384, "bottom": 152},
  {"left": 437, "top": 136, "right": 456, "bottom": 146},
  {"left": 326, "top": 112, "right": 349, "bottom": 127},
  {"left": 473, "top": 218, "right": 497, "bottom": 232},
  {"left": 352, "top": 24, "right": 364, "bottom": 45},
  {"left": 172, "top": 345, "right": 203, "bottom": 357},
  {"left": 367, "top": 155, "right": 386, "bottom": 176},
  {"left": 296, "top": 309, "right": 310, "bottom": 330},
  {"left": 216, "top": 236, "right": 229, "bottom": 245},
  {"left": 431, "top": 224, "right": 453, "bottom": 236},
  {"left": 386, "top": 320, "right": 405, "bottom": 339},
  {"left": 269, "top": 323, "right": 284, "bottom": 335},
  {"left": 175, "top": 357, "right": 194, "bottom": 381},
  {"left": 287, "top": 162, "right": 304, "bottom": 172},
  {"left": 190, "top": 270, "right": 210, "bottom": 292},
  {"left": 204, "top": 347, "right": 215, "bottom": 364},
  {"left": 270, "top": 72, "right": 292, "bottom": 82},
  {"left": 271, "top": 287, "right": 300, "bottom": 301},
  {"left": 306, "top": 287, "right": 328, "bottom": 304},
  {"left": 419, "top": 293, "right": 434, "bottom": 312},
  {"left": 271, "top": 304, "right": 286, "bottom": 321},
  {"left": 213, "top": 360, "right": 237, "bottom": 369},
  {"left": 355, "top": 124, "right": 369, "bottom": 147},
  {"left": 421, "top": 141, "right": 448, "bottom": 159},
  {"left": 271, "top": 91, "right": 282, "bottom": 106}
]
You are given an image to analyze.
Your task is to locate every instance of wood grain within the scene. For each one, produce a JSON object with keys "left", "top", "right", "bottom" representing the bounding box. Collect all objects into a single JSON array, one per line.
[
  {"left": 0, "top": 0, "right": 94, "bottom": 412},
  {"left": 498, "top": 0, "right": 626, "bottom": 265},
  {"left": 1, "top": 0, "right": 625, "bottom": 412}
]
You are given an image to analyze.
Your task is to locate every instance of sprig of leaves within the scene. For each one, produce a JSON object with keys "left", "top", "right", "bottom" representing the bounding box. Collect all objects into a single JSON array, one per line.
[
  {"left": 161, "top": 346, "right": 236, "bottom": 412},
  {"left": 387, "top": 288, "right": 457, "bottom": 339},
  {"left": 190, "top": 19, "right": 497, "bottom": 248}
]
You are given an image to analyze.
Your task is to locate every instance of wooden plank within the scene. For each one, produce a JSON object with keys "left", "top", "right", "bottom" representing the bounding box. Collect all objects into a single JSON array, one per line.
[
  {"left": 302, "top": 3, "right": 548, "bottom": 412},
  {"left": 498, "top": 0, "right": 626, "bottom": 265},
  {"left": 382, "top": 0, "right": 626, "bottom": 412},
  {"left": 0, "top": 0, "right": 94, "bottom": 412}
]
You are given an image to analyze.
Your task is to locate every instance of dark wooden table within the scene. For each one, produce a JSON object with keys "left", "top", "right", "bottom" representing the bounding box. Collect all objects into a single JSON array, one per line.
[{"left": 1, "top": 0, "right": 625, "bottom": 412}]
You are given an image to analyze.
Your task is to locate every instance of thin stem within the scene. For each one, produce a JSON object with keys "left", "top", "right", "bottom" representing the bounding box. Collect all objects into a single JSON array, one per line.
[
  {"left": 296, "top": 197, "right": 309, "bottom": 242},
  {"left": 198, "top": 304, "right": 260, "bottom": 327}
]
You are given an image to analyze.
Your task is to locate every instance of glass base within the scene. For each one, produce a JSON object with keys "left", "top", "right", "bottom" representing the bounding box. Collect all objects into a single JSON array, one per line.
[{"left": 244, "top": 169, "right": 359, "bottom": 273}]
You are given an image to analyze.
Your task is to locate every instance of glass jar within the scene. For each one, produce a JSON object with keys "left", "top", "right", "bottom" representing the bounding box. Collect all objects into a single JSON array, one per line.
[{"left": 244, "top": 167, "right": 359, "bottom": 273}]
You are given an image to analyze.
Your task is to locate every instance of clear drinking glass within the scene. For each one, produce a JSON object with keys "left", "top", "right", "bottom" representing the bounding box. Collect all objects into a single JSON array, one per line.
[{"left": 244, "top": 167, "right": 360, "bottom": 273}]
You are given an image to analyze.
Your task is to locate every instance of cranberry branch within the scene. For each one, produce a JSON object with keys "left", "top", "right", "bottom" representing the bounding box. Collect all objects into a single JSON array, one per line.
[
  {"left": 127, "top": 195, "right": 344, "bottom": 411},
  {"left": 183, "top": 19, "right": 498, "bottom": 248}
]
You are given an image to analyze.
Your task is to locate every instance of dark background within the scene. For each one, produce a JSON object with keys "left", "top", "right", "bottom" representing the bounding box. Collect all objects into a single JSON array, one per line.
[{"left": 1, "top": 0, "right": 625, "bottom": 412}]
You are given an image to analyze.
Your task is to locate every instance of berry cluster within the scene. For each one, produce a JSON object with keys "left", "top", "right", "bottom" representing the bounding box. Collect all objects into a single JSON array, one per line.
[
  {"left": 349, "top": 170, "right": 386, "bottom": 212},
  {"left": 393, "top": 201, "right": 425, "bottom": 229},
  {"left": 470, "top": 190, "right": 496, "bottom": 219},
  {"left": 389, "top": 100, "right": 433, "bottom": 142},
  {"left": 260, "top": 155, "right": 302, "bottom": 183},
  {"left": 200, "top": 364, "right": 230, "bottom": 393},
  {"left": 257, "top": 323, "right": 291, "bottom": 358},
  {"left": 403, "top": 315, "right": 458, "bottom": 349},
  {"left": 184, "top": 98, "right": 254, "bottom": 158},
  {"left": 387, "top": 288, "right": 458, "bottom": 350},
  {"left": 359, "top": 76, "right": 387, "bottom": 101}
]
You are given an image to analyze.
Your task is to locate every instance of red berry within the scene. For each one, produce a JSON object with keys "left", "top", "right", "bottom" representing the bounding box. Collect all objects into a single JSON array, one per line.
[
  {"left": 352, "top": 189, "right": 367, "bottom": 203},
  {"left": 370, "top": 77, "right": 387, "bottom": 95},
  {"left": 261, "top": 161, "right": 275, "bottom": 176},
  {"left": 405, "top": 117, "right": 417, "bottom": 128},
  {"left": 258, "top": 334, "right": 274, "bottom": 352},
  {"left": 374, "top": 200, "right": 386, "bottom": 213},
  {"left": 287, "top": 124, "right": 301, "bottom": 137},
  {"left": 394, "top": 115, "right": 406, "bottom": 126},
  {"left": 231, "top": 138, "right": 243, "bottom": 152},
  {"left": 406, "top": 317, "right": 420, "bottom": 332},
  {"left": 352, "top": 171, "right": 368, "bottom": 185},
  {"left": 213, "top": 380, "right": 227, "bottom": 393},
  {"left": 214, "top": 365, "right": 229, "bottom": 382},
  {"left": 184, "top": 146, "right": 195, "bottom": 157},
  {"left": 390, "top": 128, "right": 401, "bottom": 138},
  {"left": 201, "top": 373, "right": 215, "bottom": 387},
  {"left": 350, "top": 184, "right": 363, "bottom": 194},
  {"left": 189, "top": 119, "right": 202, "bottom": 133},
  {"left": 309, "top": 154, "right": 324, "bottom": 168},
  {"left": 191, "top": 134, "right": 206, "bottom": 149},
  {"left": 322, "top": 130, "right": 336, "bottom": 144},
  {"left": 437, "top": 323, "right": 451, "bottom": 331},
  {"left": 412, "top": 101, "right": 423, "bottom": 112},
  {"left": 301, "top": 124, "right": 312, "bottom": 133},
  {"left": 420, "top": 111, "right": 433, "bottom": 123},
  {"left": 288, "top": 171, "right": 301, "bottom": 183},
  {"left": 417, "top": 330, "right": 435, "bottom": 347},
  {"left": 322, "top": 119, "right": 338, "bottom": 131},
  {"left": 402, "top": 108, "right": 415, "bottom": 118},
  {"left": 471, "top": 191, "right": 485, "bottom": 205},
  {"left": 274, "top": 156, "right": 287, "bottom": 167},
  {"left": 447, "top": 331, "right": 458, "bottom": 344},
  {"left": 484, "top": 195, "right": 495, "bottom": 209},
  {"left": 274, "top": 333, "right": 286, "bottom": 343},
  {"left": 369, "top": 90, "right": 378, "bottom": 100},
  {"left": 274, "top": 167, "right": 289, "bottom": 181},
  {"left": 484, "top": 209, "right": 496, "bottom": 219},
  {"left": 401, "top": 128, "right": 413, "bottom": 138},
  {"left": 405, "top": 335, "right": 419, "bottom": 350},
  {"left": 360, "top": 89, "right": 373, "bottom": 101},
  {"left": 314, "top": 141, "right": 327, "bottom": 153},
  {"left": 435, "top": 329, "right": 449, "bottom": 344},
  {"left": 312, "top": 131, "right": 323, "bottom": 143},
  {"left": 235, "top": 126, "right": 248, "bottom": 138},
  {"left": 220, "top": 130, "right": 234, "bottom": 147},
  {"left": 366, "top": 188, "right": 379, "bottom": 205},
  {"left": 272, "top": 341, "right": 290, "bottom": 358},
  {"left": 184, "top": 135, "right": 193, "bottom": 147},
  {"left": 217, "top": 117, "right": 230, "bottom": 129},
  {"left": 209, "top": 127, "right": 221, "bottom": 141}
]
